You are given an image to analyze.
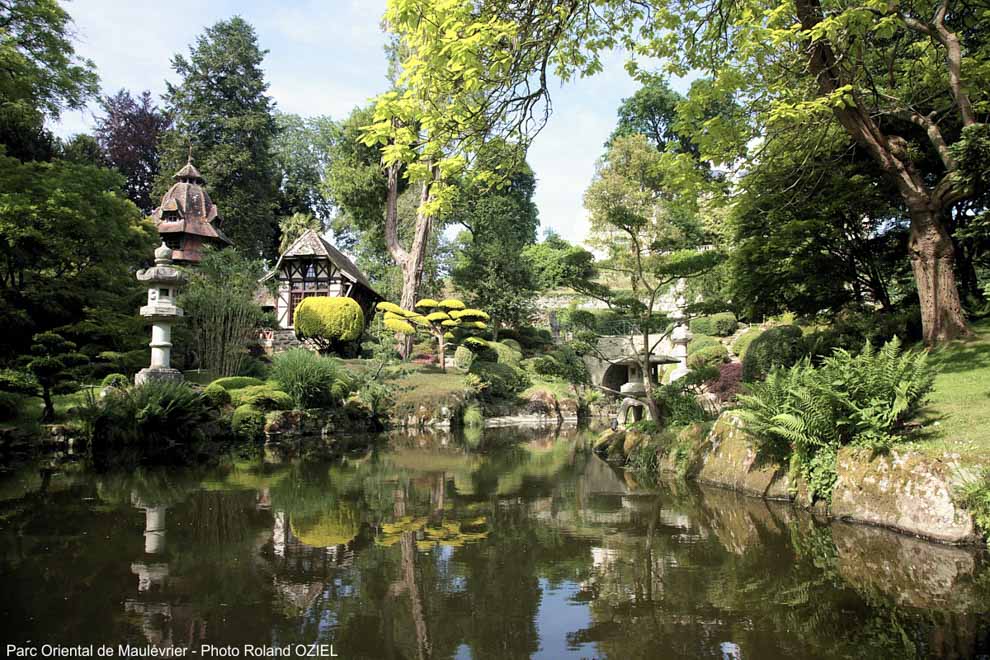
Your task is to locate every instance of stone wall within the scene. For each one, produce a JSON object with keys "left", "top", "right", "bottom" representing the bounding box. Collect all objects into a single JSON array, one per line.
[{"left": 602, "top": 411, "right": 983, "bottom": 545}]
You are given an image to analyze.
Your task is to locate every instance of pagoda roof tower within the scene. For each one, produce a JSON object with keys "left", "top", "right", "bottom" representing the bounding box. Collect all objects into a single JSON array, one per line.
[{"left": 150, "top": 154, "right": 232, "bottom": 264}]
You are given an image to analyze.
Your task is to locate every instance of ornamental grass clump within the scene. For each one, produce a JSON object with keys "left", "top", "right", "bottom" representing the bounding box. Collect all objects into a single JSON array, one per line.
[
  {"left": 736, "top": 338, "right": 935, "bottom": 502},
  {"left": 270, "top": 349, "right": 353, "bottom": 409}
]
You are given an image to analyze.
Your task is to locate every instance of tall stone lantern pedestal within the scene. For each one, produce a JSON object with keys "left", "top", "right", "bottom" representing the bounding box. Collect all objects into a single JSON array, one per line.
[{"left": 135, "top": 243, "right": 189, "bottom": 386}]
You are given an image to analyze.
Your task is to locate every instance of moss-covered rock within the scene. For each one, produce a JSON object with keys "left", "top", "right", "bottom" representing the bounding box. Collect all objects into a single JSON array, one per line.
[
  {"left": 696, "top": 413, "right": 790, "bottom": 498},
  {"left": 831, "top": 447, "right": 979, "bottom": 544}
]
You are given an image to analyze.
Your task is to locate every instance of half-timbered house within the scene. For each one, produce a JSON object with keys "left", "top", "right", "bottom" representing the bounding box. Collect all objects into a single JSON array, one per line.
[{"left": 261, "top": 229, "right": 382, "bottom": 330}]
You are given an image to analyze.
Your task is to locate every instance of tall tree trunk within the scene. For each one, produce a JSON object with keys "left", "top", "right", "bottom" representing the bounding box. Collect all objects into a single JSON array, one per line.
[
  {"left": 794, "top": 0, "right": 972, "bottom": 344},
  {"left": 908, "top": 207, "right": 970, "bottom": 344},
  {"left": 384, "top": 163, "right": 436, "bottom": 358},
  {"left": 641, "top": 330, "right": 662, "bottom": 424}
]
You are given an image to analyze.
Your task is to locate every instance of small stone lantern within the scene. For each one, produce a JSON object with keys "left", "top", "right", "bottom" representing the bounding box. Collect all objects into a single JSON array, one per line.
[{"left": 135, "top": 243, "right": 189, "bottom": 386}]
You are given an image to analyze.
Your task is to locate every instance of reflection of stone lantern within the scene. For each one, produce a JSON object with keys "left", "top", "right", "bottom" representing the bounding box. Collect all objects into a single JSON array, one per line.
[
  {"left": 132, "top": 493, "right": 168, "bottom": 555},
  {"left": 135, "top": 243, "right": 189, "bottom": 386}
]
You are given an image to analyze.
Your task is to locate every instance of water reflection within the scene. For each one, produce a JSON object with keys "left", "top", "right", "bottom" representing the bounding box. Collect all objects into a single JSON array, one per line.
[{"left": 1, "top": 426, "right": 989, "bottom": 659}]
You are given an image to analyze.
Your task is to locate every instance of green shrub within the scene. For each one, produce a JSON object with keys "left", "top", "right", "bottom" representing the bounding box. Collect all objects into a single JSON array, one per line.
[
  {"left": 293, "top": 296, "right": 365, "bottom": 352},
  {"left": 468, "top": 361, "right": 530, "bottom": 400},
  {"left": 490, "top": 340, "right": 523, "bottom": 366},
  {"left": 803, "top": 307, "right": 923, "bottom": 361},
  {"left": 654, "top": 381, "right": 710, "bottom": 426},
  {"left": 736, "top": 338, "right": 935, "bottom": 502},
  {"left": 710, "top": 312, "right": 738, "bottom": 336},
  {"left": 82, "top": 381, "right": 213, "bottom": 445},
  {"left": 231, "top": 404, "right": 265, "bottom": 440},
  {"left": 530, "top": 346, "right": 590, "bottom": 386},
  {"left": 211, "top": 376, "right": 264, "bottom": 391},
  {"left": 742, "top": 325, "right": 806, "bottom": 382},
  {"left": 0, "top": 391, "right": 21, "bottom": 421},
  {"left": 688, "top": 334, "right": 720, "bottom": 354},
  {"left": 689, "top": 316, "right": 715, "bottom": 336},
  {"left": 203, "top": 382, "right": 231, "bottom": 408},
  {"left": 229, "top": 385, "right": 293, "bottom": 411},
  {"left": 453, "top": 345, "right": 475, "bottom": 370},
  {"left": 101, "top": 373, "right": 129, "bottom": 389},
  {"left": 462, "top": 337, "right": 498, "bottom": 362},
  {"left": 687, "top": 344, "right": 728, "bottom": 370},
  {"left": 957, "top": 470, "right": 990, "bottom": 549},
  {"left": 500, "top": 338, "right": 523, "bottom": 354},
  {"left": 732, "top": 328, "right": 762, "bottom": 359},
  {"left": 270, "top": 348, "right": 353, "bottom": 409}
]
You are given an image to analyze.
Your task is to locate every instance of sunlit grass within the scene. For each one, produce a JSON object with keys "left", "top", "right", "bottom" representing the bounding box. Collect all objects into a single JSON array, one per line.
[{"left": 911, "top": 318, "right": 990, "bottom": 463}]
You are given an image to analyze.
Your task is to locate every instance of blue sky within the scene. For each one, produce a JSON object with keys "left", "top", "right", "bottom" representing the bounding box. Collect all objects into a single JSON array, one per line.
[{"left": 55, "top": 0, "right": 650, "bottom": 244}]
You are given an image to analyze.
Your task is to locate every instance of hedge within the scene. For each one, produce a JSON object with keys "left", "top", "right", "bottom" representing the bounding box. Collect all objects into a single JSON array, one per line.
[{"left": 293, "top": 296, "right": 365, "bottom": 346}]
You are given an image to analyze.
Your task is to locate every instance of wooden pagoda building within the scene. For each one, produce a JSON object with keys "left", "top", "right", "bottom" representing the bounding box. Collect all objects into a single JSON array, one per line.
[
  {"left": 150, "top": 158, "right": 232, "bottom": 264},
  {"left": 261, "top": 229, "right": 382, "bottom": 330}
]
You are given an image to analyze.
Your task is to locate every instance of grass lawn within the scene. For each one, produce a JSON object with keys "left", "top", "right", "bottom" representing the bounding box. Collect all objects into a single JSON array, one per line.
[
  {"left": 522, "top": 377, "right": 578, "bottom": 401},
  {"left": 911, "top": 318, "right": 990, "bottom": 463}
]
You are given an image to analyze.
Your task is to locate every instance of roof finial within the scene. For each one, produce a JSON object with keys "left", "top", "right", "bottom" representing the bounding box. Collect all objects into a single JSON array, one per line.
[{"left": 187, "top": 141, "right": 193, "bottom": 165}]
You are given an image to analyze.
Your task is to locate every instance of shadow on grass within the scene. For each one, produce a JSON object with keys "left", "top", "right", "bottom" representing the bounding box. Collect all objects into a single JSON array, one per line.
[{"left": 929, "top": 331, "right": 990, "bottom": 375}]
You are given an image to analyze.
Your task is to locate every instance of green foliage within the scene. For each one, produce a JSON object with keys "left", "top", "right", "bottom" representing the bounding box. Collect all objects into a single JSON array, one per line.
[
  {"left": 523, "top": 232, "right": 598, "bottom": 291},
  {"left": 468, "top": 361, "right": 530, "bottom": 401},
  {"left": 687, "top": 334, "right": 720, "bottom": 354},
  {"left": 293, "top": 296, "right": 365, "bottom": 352},
  {"left": 181, "top": 248, "right": 270, "bottom": 377},
  {"left": 500, "top": 338, "right": 522, "bottom": 353},
  {"left": 710, "top": 312, "right": 738, "bottom": 336},
  {"left": 732, "top": 328, "right": 762, "bottom": 359},
  {"left": 231, "top": 404, "right": 265, "bottom": 440},
  {"left": 83, "top": 380, "right": 213, "bottom": 446},
  {"left": 653, "top": 380, "right": 711, "bottom": 427},
  {"left": 957, "top": 470, "right": 990, "bottom": 549},
  {"left": 210, "top": 376, "right": 263, "bottom": 391},
  {"left": 803, "top": 307, "right": 923, "bottom": 360},
  {"left": 228, "top": 385, "right": 293, "bottom": 412},
  {"left": 100, "top": 373, "right": 129, "bottom": 389},
  {"left": 529, "top": 346, "right": 590, "bottom": 388},
  {"left": 490, "top": 340, "right": 522, "bottom": 366},
  {"left": 270, "top": 349, "right": 352, "bottom": 409},
  {"left": 453, "top": 345, "right": 475, "bottom": 370},
  {"left": 737, "top": 339, "right": 936, "bottom": 501},
  {"left": 157, "top": 17, "right": 279, "bottom": 257},
  {"left": 742, "top": 325, "right": 806, "bottom": 382},
  {"left": 462, "top": 402, "right": 484, "bottom": 428},
  {"left": 689, "top": 317, "right": 715, "bottom": 336},
  {"left": 0, "top": 0, "right": 99, "bottom": 161},
  {"left": 461, "top": 337, "right": 497, "bottom": 362},
  {"left": 0, "top": 153, "right": 155, "bottom": 361},
  {"left": 277, "top": 212, "right": 322, "bottom": 253},
  {"left": 0, "top": 391, "right": 21, "bottom": 421},
  {"left": 203, "top": 382, "right": 231, "bottom": 408},
  {"left": 687, "top": 343, "right": 728, "bottom": 370},
  {"left": 27, "top": 331, "right": 88, "bottom": 421}
]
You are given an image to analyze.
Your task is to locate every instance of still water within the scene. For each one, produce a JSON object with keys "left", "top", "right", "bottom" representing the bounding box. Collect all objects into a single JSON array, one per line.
[{"left": 1, "top": 426, "right": 989, "bottom": 659}]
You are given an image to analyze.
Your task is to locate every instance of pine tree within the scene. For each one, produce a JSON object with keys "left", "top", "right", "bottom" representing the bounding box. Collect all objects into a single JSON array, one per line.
[{"left": 157, "top": 17, "right": 279, "bottom": 257}]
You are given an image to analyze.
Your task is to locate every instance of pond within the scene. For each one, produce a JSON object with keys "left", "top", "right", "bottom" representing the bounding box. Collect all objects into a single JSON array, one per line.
[{"left": 1, "top": 426, "right": 989, "bottom": 659}]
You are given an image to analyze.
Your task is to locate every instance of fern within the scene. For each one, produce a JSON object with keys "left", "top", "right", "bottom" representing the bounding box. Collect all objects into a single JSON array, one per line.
[{"left": 736, "top": 338, "right": 936, "bottom": 501}]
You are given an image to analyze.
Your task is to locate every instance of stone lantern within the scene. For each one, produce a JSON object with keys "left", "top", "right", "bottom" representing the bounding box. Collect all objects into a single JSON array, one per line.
[
  {"left": 668, "top": 294, "right": 692, "bottom": 383},
  {"left": 135, "top": 242, "right": 189, "bottom": 386}
]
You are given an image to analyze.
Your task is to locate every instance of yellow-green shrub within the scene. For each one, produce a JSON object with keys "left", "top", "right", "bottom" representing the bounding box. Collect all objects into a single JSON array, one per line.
[{"left": 294, "top": 297, "right": 365, "bottom": 351}]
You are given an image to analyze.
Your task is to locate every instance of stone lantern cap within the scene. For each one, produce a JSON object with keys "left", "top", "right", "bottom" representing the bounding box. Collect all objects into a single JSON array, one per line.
[{"left": 137, "top": 243, "right": 190, "bottom": 287}]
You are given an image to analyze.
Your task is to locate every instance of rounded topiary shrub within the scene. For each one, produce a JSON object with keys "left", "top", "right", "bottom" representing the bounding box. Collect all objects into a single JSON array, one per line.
[
  {"left": 231, "top": 404, "right": 265, "bottom": 439},
  {"left": 101, "top": 373, "right": 129, "bottom": 389},
  {"left": 293, "top": 296, "right": 365, "bottom": 351},
  {"left": 710, "top": 312, "right": 738, "bottom": 337},
  {"left": 462, "top": 337, "right": 498, "bottom": 363},
  {"left": 230, "top": 385, "right": 293, "bottom": 411},
  {"left": 688, "top": 343, "right": 729, "bottom": 370},
  {"left": 491, "top": 341, "right": 522, "bottom": 366},
  {"left": 454, "top": 345, "right": 475, "bottom": 370},
  {"left": 203, "top": 382, "right": 231, "bottom": 408},
  {"left": 211, "top": 376, "right": 264, "bottom": 391},
  {"left": 688, "top": 335, "right": 720, "bottom": 354},
  {"left": 732, "top": 328, "right": 762, "bottom": 359},
  {"left": 500, "top": 338, "right": 523, "bottom": 354},
  {"left": 742, "top": 324, "right": 806, "bottom": 382},
  {"left": 468, "top": 361, "right": 530, "bottom": 400},
  {"left": 689, "top": 316, "right": 715, "bottom": 336}
]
